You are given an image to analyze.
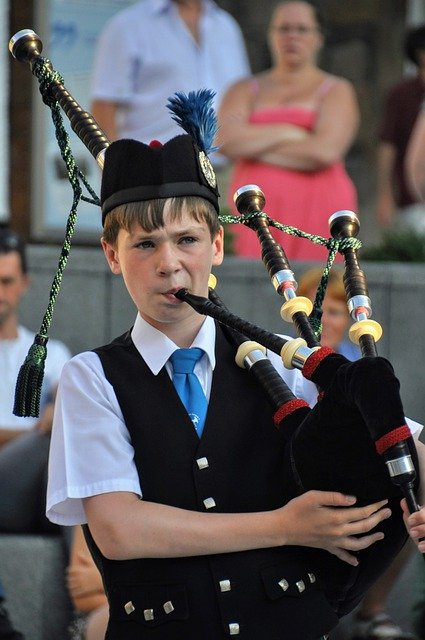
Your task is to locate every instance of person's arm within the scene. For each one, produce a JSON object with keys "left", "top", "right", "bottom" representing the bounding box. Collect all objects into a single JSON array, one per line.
[
  {"left": 0, "top": 428, "right": 27, "bottom": 448},
  {"left": 256, "top": 79, "right": 359, "bottom": 171},
  {"left": 91, "top": 100, "right": 119, "bottom": 142},
  {"left": 35, "top": 384, "right": 61, "bottom": 435},
  {"left": 219, "top": 78, "right": 359, "bottom": 170},
  {"left": 375, "top": 142, "right": 397, "bottom": 227},
  {"left": 0, "top": 385, "right": 58, "bottom": 446},
  {"left": 218, "top": 79, "right": 309, "bottom": 160},
  {"left": 34, "top": 401, "right": 55, "bottom": 434},
  {"left": 84, "top": 489, "right": 390, "bottom": 567},
  {"left": 67, "top": 525, "right": 107, "bottom": 613},
  {"left": 405, "top": 108, "right": 425, "bottom": 202},
  {"left": 0, "top": 396, "right": 57, "bottom": 445}
]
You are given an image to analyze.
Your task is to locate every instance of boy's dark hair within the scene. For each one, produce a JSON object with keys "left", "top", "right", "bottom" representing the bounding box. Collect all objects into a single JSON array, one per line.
[
  {"left": 102, "top": 196, "right": 221, "bottom": 246},
  {"left": 0, "top": 225, "right": 27, "bottom": 274},
  {"left": 405, "top": 24, "right": 425, "bottom": 66}
]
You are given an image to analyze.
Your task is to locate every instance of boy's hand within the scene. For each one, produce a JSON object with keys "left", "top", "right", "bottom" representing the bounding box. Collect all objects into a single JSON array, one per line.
[{"left": 279, "top": 490, "right": 391, "bottom": 565}]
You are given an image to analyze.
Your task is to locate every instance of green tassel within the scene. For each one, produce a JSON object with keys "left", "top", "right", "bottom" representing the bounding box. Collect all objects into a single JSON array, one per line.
[
  {"left": 13, "top": 335, "right": 48, "bottom": 417},
  {"left": 11, "top": 57, "right": 100, "bottom": 420}
]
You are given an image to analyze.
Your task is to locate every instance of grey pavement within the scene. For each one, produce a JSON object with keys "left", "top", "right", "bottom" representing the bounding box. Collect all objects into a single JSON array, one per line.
[{"left": 330, "top": 550, "right": 425, "bottom": 640}]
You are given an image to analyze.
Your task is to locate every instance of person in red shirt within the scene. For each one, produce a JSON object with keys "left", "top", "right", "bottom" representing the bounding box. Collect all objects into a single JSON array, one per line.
[{"left": 376, "top": 24, "right": 425, "bottom": 233}]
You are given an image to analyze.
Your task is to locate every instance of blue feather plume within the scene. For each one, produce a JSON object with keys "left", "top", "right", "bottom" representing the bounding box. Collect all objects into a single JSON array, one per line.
[{"left": 166, "top": 89, "right": 219, "bottom": 155}]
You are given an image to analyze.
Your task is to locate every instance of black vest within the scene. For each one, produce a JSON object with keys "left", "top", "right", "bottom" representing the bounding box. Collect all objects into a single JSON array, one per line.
[{"left": 88, "top": 325, "right": 339, "bottom": 639}]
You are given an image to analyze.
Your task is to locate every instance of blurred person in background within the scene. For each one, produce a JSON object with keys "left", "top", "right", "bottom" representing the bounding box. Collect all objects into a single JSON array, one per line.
[
  {"left": 66, "top": 526, "right": 108, "bottom": 640},
  {"left": 218, "top": 0, "right": 359, "bottom": 261},
  {"left": 376, "top": 24, "right": 425, "bottom": 234},
  {"left": 406, "top": 99, "right": 425, "bottom": 205},
  {"left": 0, "top": 225, "right": 71, "bottom": 535},
  {"left": 90, "top": 0, "right": 250, "bottom": 175}
]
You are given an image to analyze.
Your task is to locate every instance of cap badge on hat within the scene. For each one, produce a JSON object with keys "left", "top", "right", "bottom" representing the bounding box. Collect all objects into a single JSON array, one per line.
[{"left": 199, "top": 150, "right": 216, "bottom": 188}]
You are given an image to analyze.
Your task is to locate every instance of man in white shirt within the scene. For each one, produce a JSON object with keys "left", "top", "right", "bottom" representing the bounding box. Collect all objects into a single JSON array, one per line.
[
  {"left": 90, "top": 0, "right": 250, "bottom": 166},
  {"left": 0, "top": 226, "right": 71, "bottom": 533}
]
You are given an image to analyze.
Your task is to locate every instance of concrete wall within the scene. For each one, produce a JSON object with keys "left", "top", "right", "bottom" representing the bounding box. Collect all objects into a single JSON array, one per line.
[{"left": 20, "top": 245, "right": 425, "bottom": 422}]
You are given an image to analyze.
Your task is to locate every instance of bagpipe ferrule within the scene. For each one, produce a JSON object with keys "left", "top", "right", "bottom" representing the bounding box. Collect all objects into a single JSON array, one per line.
[
  {"left": 271, "top": 269, "right": 297, "bottom": 297},
  {"left": 9, "top": 29, "right": 43, "bottom": 63},
  {"left": 235, "top": 341, "right": 267, "bottom": 370},
  {"left": 233, "top": 184, "right": 265, "bottom": 213},
  {"left": 242, "top": 349, "right": 269, "bottom": 368},
  {"left": 280, "top": 338, "right": 321, "bottom": 370},
  {"left": 385, "top": 454, "right": 415, "bottom": 479},
  {"left": 96, "top": 147, "right": 106, "bottom": 170},
  {"left": 280, "top": 296, "right": 314, "bottom": 323},
  {"left": 379, "top": 439, "right": 419, "bottom": 511},
  {"left": 349, "top": 319, "right": 383, "bottom": 345},
  {"left": 347, "top": 294, "right": 372, "bottom": 320}
]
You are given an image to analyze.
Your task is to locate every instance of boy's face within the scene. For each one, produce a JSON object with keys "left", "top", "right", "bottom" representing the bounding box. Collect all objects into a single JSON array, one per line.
[{"left": 102, "top": 202, "right": 224, "bottom": 339}]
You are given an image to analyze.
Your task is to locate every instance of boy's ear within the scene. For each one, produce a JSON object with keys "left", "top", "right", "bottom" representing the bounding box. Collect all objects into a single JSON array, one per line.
[
  {"left": 212, "top": 226, "right": 224, "bottom": 266},
  {"left": 101, "top": 239, "right": 122, "bottom": 274}
]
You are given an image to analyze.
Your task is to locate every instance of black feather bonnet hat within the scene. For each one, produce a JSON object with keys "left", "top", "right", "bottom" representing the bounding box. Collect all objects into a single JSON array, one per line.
[{"left": 100, "top": 89, "right": 220, "bottom": 224}]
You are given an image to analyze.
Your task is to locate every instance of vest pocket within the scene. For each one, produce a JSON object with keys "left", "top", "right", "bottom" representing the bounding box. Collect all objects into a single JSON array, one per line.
[
  {"left": 261, "top": 557, "right": 321, "bottom": 601},
  {"left": 109, "top": 582, "right": 189, "bottom": 626}
]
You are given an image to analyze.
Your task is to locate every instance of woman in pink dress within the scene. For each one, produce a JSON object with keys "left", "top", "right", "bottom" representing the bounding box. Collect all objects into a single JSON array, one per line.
[{"left": 218, "top": 0, "right": 359, "bottom": 261}]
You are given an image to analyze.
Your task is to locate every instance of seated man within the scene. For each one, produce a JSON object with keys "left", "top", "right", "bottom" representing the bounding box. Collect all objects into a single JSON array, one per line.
[{"left": 0, "top": 226, "right": 71, "bottom": 534}]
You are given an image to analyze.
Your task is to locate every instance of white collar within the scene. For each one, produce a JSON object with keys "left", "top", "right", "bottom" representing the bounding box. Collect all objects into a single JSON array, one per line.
[{"left": 131, "top": 313, "right": 216, "bottom": 374}]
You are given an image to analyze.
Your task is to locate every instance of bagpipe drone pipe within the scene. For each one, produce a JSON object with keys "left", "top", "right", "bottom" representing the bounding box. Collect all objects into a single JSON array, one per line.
[
  {"left": 9, "top": 29, "right": 420, "bottom": 617},
  {"left": 175, "top": 186, "right": 421, "bottom": 615}
]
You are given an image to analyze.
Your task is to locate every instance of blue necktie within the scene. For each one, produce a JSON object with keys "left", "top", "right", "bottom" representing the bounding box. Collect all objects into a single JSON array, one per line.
[{"left": 170, "top": 348, "right": 208, "bottom": 437}]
